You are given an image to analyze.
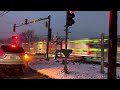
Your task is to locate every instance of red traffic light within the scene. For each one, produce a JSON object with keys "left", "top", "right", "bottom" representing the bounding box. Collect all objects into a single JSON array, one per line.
[
  {"left": 68, "top": 11, "right": 75, "bottom": 18},
  {"left": 70, "top": 11, "right": 75, "bottom": 14},
  {"left": 12, "top": 36, "right": 18, "bottom": 39},
  {"left": 15, "top": 36, "right": 18, "bottom": 39},
  {"left": 67, "top": 11, "right": 75, "bottom": 27}
]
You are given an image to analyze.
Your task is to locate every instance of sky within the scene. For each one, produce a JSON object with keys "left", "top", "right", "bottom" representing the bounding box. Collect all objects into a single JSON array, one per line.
[{"left": 0, "top": 11, "right": 119, "bottom": 40}]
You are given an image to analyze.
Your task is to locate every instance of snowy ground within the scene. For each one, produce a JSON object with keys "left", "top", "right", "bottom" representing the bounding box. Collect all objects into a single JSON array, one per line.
[{"left": 28, "top": 59, "right": 120, "bottom": 79}]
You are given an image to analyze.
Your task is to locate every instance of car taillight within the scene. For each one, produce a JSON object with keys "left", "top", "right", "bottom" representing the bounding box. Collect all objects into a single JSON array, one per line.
[{"left": 11, "top": 44, "right": 16, "bottom": 48}]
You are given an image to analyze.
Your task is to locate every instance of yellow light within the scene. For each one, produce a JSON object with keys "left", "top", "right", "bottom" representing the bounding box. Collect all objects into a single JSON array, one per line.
[{"left": 33, "top": 20, "right": 36, "bottom": 23}]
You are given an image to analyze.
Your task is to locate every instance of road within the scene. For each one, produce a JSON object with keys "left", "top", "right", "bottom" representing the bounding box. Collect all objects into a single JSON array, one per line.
[
  {"left": 0, "top": 64, "right": 51, "bottom": 79},
  {"left": 18, "top": 68, "right": 51, "bottom": 79},
  {"left": 1, "top": 53, "right": 119, "bottom": 79}
]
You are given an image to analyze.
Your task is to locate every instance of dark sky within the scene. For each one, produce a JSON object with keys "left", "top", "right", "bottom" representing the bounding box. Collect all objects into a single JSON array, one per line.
[{"left": 0, "top": 11, "right": 119, "bottom": 39}]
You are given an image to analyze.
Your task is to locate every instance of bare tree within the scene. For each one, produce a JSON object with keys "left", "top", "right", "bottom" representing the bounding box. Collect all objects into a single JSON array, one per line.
[{"left": 20, "top": 30, "right": 39, "bottom": 42}]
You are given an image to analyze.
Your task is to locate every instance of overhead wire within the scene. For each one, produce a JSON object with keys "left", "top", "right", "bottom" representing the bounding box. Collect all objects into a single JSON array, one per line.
[
  {"left": 0, "top": 11, "right": 10, "bottom": 18},
  {"left": 0, "top": 11, "right": 6, "bottom": 16}
]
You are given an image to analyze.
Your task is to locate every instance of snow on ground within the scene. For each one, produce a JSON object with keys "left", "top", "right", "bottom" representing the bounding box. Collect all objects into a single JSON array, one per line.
[{"left": 28, "top": 59, "right": 120, "bottom": 79}]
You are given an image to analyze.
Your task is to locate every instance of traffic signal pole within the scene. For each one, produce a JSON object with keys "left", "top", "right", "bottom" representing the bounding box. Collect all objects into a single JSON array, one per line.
[
  {"left": 13, "top": 16, "right": 51, "bottom": 61},
  {"left": 63, "top": 11, "right": 75, "bottom": 74},
  {"left": 65, "top": 26, "right": 68, "bottom": 50},
  {"left": 64, "top": 11, "right": 69, "bottom": 74},
  {"left": 46, "top": 15, "right": 51, "bottom": 61},
  {"left": 108, "top": 11, "right": 117, "bottom": 79}
]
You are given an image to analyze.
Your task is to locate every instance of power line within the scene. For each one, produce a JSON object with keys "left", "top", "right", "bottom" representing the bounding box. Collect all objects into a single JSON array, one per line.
[
  {"left": 0, "top": 11, "right": 10, "bottom": 18},
  {"left": 0, "top": 11, "right": 6, "bottom": 16}
]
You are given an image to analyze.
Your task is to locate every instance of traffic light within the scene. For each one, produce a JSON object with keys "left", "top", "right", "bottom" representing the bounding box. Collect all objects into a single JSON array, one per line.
[
  {"left": 67, "top": 11, "right": 75, "bottom": 27},
  {"left": 33, "top": 19, "right": 36, "bottom": 23},
  {"left": 12, "top": 36, "right": 18, "bottom": 40},
  {"left": 25, "top": 19, "right": 28, "bottom": 24},
  {"left": 48, "top": 28, "right": 52, "bottom": 41},
  {"left": 13, "top": 24, "right": 16, "bottom": 32}
]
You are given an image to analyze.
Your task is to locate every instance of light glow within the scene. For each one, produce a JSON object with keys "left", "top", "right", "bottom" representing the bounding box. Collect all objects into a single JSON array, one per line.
[
  {"left": 11, "top": 44, "right": 16, "bottom": 48},
  {"left": 23, "top": 53, "right": 32, "bottom": 62}
]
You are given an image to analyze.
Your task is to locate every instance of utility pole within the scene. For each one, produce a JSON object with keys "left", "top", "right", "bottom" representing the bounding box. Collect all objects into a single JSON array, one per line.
[
  {"left": 46, "top": 15, "right": 51, "bottom": 61},
  {"left": 101, "top": 33, "right": 104, "bottom": 74},
  {"left": 108, "top": 11, "right": 117, "bottom": 79}
]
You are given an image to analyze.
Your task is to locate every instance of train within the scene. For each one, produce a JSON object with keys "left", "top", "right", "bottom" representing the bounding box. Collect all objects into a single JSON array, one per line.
[{"left": 22, "top": 38, "right": 108, "bottom": 58}]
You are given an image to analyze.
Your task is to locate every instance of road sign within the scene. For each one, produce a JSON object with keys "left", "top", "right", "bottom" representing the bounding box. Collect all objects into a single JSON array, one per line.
[{"left": 61, "top": 49, "right": 72, "bottom": 58}]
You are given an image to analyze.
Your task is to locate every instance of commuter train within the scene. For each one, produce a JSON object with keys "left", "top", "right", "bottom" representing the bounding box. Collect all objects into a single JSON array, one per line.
[{"left": 22, "top": 38, "right": 108, "bottom": 58}]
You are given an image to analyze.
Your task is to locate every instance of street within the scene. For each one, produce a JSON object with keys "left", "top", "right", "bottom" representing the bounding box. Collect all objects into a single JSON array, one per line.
[
  {"left": 19, "top": 68, "right": 51, "bottom": 79},
  {"left": 0, "top": 63, "right": 51, "bottom": 79}
]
